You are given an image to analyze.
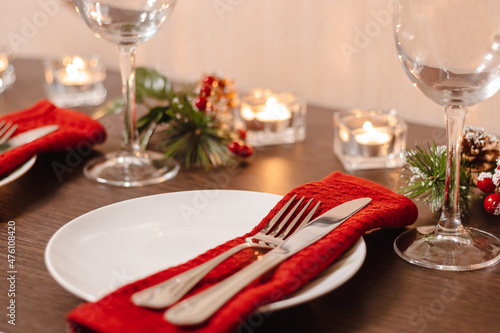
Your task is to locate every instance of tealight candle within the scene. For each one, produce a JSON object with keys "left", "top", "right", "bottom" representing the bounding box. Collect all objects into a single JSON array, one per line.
[
  {"left": 241, "top": 96, "right": 292, "bottom": 131},
  {"left": 334, "top": 109, "right": 406, "bottom": 170},
  {"left": 0, "top": 45, "right": 16, "bottom": 95},
  {"left": 236, "top": 89, "right": 306, "bottom": 147},
  {"left": 44, "top": 55, "right": 106, "bottom": 107},
  {"left": 0, "top": 55, "right": 8, "bottom": 72},
  {"left": 59, "top": 56, "right": 93, "bottom": 85},
  {"left": 353, "top": 121, "right": 393, "bottom": 157},
  {"left": 355, "top": 121, "right": 392, "bottom": 144}
]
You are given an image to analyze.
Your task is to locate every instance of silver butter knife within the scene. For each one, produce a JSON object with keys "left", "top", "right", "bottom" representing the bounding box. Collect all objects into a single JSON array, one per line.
[
  {"left": 0, "top": 125, "right": 59, "bottom": 155},
  {"left": 164, "top": 197, "right": 372, "bottom": 326}
]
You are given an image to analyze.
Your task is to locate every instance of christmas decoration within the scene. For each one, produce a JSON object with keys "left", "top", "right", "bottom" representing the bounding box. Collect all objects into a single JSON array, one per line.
[
  {"left": 400, "top": 126, "right": 500, "bottom": 215},
  {"left": 98, "top": 68, "right": 251, "bottom": 169},
  {"left": 227, "top": 129, "right": 254, "bottom": 162},
  {"left": 484, "top": 193, "right": 500, "bottom": 215},
  {"left": 399, "top": 142, "right": 474, "bottom": 214},
  {"left": 477, "top": 172, "right": 496, "bottom": 193},
  {"left": 461, "top": 126, "right": 500, "bottom": 176},
  {"left": 476, "top": 157, "right": 500, "bottom": 215}
]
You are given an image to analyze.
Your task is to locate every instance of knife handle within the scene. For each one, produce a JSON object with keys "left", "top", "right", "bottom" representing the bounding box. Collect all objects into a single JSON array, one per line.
[
  {"left": 164, "top": 252, "right": 286, "bottom": 326},
  {"left": 132, "top": 243, "right": 255, "bottom": 309}
]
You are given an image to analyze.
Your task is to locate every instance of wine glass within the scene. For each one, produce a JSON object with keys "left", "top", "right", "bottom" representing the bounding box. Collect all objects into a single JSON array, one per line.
[
  {"left": 394, "top": 0, "right": 500, "bottom": 270},
  {"left": 73, "top": 0, "right": 179, "bottom": 187}
]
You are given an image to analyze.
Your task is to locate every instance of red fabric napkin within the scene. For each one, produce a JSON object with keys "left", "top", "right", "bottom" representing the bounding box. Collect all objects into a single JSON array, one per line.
[
  {"left": 0, "top": 99, "right": 106, "bottom": 177},
  {"left": 68, "top": 172, "right": 418, "bottom": 333}
]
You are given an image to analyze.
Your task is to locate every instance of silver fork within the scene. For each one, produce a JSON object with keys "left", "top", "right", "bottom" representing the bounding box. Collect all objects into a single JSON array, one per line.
[
  {"left": 0, "top": 121, "right": 18, "bottom": 145},
  {"left": 132, "top": 194, "right": 321, "bottom": 309}
]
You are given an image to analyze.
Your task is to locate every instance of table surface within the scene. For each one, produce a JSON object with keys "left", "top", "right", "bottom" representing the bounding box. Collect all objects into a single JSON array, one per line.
[{"left": 0, "top": 59, "right": 499, "bottom": 333}]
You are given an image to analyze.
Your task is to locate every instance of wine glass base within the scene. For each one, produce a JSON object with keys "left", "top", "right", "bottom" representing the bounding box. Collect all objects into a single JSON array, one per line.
[
  {"left": 84, "top": 150, "right": 180, "bottom": 187},
  {"left": 394, "top": 225, "right": 500, "bottom": 271}
]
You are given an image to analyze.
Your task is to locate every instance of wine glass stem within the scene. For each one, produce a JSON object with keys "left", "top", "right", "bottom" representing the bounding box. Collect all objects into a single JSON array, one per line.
[
  {"left": 117, "top": 45, "right": 140, "bottom": 154},
  {"left": 438, "top": 105, "right": 467, "bottom": 235}
]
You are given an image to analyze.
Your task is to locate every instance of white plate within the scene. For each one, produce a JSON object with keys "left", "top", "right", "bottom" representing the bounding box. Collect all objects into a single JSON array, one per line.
[
  {"left": 45, "top": 190, "right": 365, "bottom": 312},
  {"left": 0, "top": 155, "right": 37, "bottom": 187}
]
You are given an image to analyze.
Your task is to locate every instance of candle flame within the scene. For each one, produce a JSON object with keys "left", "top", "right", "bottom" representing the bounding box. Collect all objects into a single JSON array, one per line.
[
  {"left": 65, "top": 64, "right": 79, "bottom": 77},
  {"left": 265, "top": 96, "right": 279, "bottom": 108},
  {"left": 259, "top": 97, "right": 290, "bottom": 121},
  {"left": 72, "top": 56, "right": 86, "bottom": 70},
  {"left": 362, "top": 121, "right": 374, "bottom": 132},
  {"left": 0, "top": 55, "right": 8, "bottom": 72},
  {"left": 62, "top": 56, "right": 92, "bottom": 85}
]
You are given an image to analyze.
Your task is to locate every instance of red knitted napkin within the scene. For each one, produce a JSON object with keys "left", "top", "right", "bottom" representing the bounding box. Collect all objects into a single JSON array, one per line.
[
  {"left": 68, "top": 171, "right": 418, "bottom": 333},
  {"left": 0, "top": 99, "right": 106, "bottom": 177}
]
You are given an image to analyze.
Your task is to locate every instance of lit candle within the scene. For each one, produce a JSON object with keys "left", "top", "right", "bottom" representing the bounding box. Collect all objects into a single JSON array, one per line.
[
  {"left": 355, "top": 121, "right": 392, "bottom": 145},
  {"left": 0, "top": 54, "right": 8, "bottom": 72},
  {"left": 348, "top": 120, "right": 394, "bottom": 157},
  {"left": 44, "top": 54, "right": 107, "bottom": 107},
  {"left": 242, "top": 96, "right": 292, "bottom": 122},
  {"left": 237, "top": 88, "right": 306, "bottom": 147},
  {"left": 59, "top": 56, "right": 92, "bottom": 85},
  {"left": 334, "top": 109, "right": 405, "bottom": 170}
]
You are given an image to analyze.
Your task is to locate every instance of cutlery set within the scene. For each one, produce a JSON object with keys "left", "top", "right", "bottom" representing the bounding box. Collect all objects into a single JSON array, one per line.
[
  {"left": 132, "top": 196, "right": 372, "bottom": 326},
  {"left": 132, "top": 194, "right": 320, "bottom": 308},
  {"left": 0, "top": 124, "right": 59, "bottom": 155}
]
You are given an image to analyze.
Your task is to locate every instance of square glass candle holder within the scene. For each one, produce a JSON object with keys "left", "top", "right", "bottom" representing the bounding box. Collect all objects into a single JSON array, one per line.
[
  {"left": 234, "top": 88, "right": 306, "bottom": 147},
  {"left": 0, "top": 46, "right": 16, "bottom": 95},
  {"left": 44, "top": 55, "right": 107, "bottom": 107},
  {"left": 333, "top": 109, "right": 407, "bottom": 171}
]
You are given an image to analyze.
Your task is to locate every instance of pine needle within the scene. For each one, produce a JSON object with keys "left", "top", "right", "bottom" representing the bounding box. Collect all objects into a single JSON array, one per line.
[{"left": 399, "top": 142, "right": 474, "bottom": 214}]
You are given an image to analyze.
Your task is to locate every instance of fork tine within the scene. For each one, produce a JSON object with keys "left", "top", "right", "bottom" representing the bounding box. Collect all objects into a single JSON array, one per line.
[
  {"left": 274, "top": 198, "right": 314, "bottom": 238},
  {"left": 283, "top": 200, "right": 321, "bottom": 239},
  {"left": 0, "top": 121, "right": 14, "bottom": 136},
  {"left": 0, "top": 120, "right": 8, "bottom": 136},
  {"left": 260, "top": 194, "right": 297, "bottom": 234},
  {"left": 0, "top": 122, "right": 17, "bottom": 145},
  {"left": 266, "top": 196, "right": 305, "bottom": 236}
]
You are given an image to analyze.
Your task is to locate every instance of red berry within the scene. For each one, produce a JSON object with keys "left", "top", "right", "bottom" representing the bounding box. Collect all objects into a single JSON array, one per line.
[
  {"left": 238, "top": 144, "right": 253, "bottom": 158},
  {"left": 199, "top": 85, "right": 212, "bottom": 96},
  {"left": 237, "top": 129, "right": 247, "bottom": 140},
  {"left": 484, "top": 193, "right": 500, "bottom": 215},
  {"left": 194, "top": 96, "right": 207, "bottom": 110},
  {"left": 203, "top": 75, "right": 215, "bottom": 86},
  {"left": 228, "top": 141, "right": 240, "bottom": 154},
  {"left": 477, "top": 175, "right": 496, "bottom": 193}
]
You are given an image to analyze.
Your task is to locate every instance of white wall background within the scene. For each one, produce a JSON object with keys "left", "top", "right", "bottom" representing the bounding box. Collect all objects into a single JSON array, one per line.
[{"left": 1, "top": 0, "right": 499, "bottom": 134}]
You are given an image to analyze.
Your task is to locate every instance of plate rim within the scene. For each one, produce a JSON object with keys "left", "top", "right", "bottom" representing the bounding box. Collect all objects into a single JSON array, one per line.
[{"left": 0, "top": 155, "right": 37, "bottom": 187}]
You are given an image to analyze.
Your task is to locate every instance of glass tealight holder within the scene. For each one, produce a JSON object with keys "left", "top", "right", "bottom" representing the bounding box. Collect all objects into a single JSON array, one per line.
[
  {"left": 333, "top": 109, "right": 407, "bottom": 171},
  {"left": 0, "top": 45, "right": 16, "bottom": 95},
  {"left": 234, "top": 88, "right": 306, "bottom": 147},
  {"left": 43, "top": 55, "right": 107, "bottom": 108}
]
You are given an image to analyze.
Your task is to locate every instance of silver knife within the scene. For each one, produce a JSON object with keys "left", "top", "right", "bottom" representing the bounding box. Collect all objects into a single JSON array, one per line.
[
  {"left": 164, "top": 197, "right": 372, "bottom": 326},
  {"left": 0, "top": 125, "right": 59, "bottom": 154}
]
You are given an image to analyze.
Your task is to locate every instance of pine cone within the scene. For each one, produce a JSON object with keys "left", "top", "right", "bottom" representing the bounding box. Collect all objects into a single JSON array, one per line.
[{"left": 462, "top": 126, "right": 500, "bottom": 175}]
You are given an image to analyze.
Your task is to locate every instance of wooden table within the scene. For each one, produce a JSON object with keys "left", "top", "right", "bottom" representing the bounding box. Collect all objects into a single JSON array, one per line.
[{"left": 0, "top": 59, "right": 499, "bottom": 333}]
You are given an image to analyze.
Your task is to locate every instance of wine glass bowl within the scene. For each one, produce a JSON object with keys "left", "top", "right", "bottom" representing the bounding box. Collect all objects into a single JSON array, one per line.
[
  {"left": 73, "top": 0, "right": 179, "bottom": 187},
  {"left": 395, "top": 2, "right": 500, "bottom": 108},
  {"left": 74, "top": 1, "right": 175, "bottom": 46},
  {"left": 394, "top": 0, "right": 500, "bottom": 270}
]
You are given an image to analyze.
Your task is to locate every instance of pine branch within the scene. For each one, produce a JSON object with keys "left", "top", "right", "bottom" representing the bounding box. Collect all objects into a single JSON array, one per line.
[{"left": 399, "top": 142, "right": 474, "bottom": 214}]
